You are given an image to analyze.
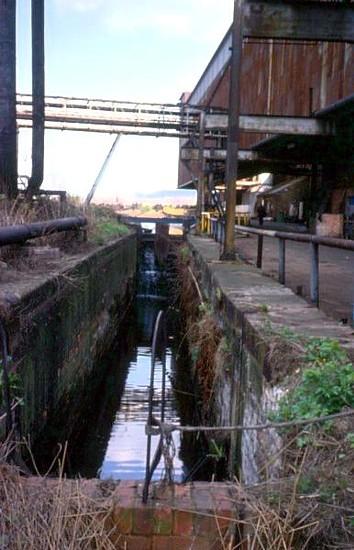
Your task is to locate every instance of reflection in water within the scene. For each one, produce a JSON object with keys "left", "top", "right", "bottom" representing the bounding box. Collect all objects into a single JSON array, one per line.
[
  {"left": 37, "top": 243, "right": 221, "bottom": 481},
  {"left": 68, "top": 243, "right": 210, "bottom": 481},
  {"left": 99, "top": 344, "right": 183, "bottom": 481},
  {"left": 97, "top": 244, "right": 183, "bottom": 480}
]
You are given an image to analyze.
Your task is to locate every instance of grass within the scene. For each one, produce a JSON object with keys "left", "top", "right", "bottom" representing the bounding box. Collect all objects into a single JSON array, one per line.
[
  {"left": 86, "top": 204, "right": 131, "bottom": 245},
  {"left": 0, "top": 199, "right": 132, "bottom": 271},
  {"left": 89, "top": 218, "right": 130, "bottom": 245}
]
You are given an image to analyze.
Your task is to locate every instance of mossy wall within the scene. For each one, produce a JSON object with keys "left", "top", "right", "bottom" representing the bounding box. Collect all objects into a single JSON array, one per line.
[
  {"left": 184, "top": 236, "right": 277, "bottom": 483},
  {"left": 7, "top": 234, "right": 137, "bottom": 440}
]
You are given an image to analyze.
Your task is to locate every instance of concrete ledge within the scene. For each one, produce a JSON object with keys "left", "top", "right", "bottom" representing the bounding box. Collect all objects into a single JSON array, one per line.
[
  {"left": 187, "top": 235, "right": 354, "bottom": 361},
  {"left": 0, "top": 233, "right": 137, "bottom": 439}
]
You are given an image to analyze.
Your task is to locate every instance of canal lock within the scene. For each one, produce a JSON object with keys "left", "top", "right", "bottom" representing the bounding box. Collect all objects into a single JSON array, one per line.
[{"left": 33, "top": 238, "right": 228, "bottom": 483}]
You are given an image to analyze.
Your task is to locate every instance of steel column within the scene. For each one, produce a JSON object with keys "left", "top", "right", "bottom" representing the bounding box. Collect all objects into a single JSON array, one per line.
[
  {"left": 278, "top": 239, "right": 286, "bottom": 284},
  {"left": 256, "top": 234, "right": 263, "bottom": 269},
  {"left": 85, "top": 135, "right": 120, "bottom": 207},
  {"left": 0, "top": 0, "right": 17, "bottom": 198},
  {"left": 27, "top": 0, "right": 45, "bottom": 197},
  {"left": 222, "top": 0, "right": 244, "bottom": 260},
  {"left": 196, "top": 113, "right": 206, "bottom": 234},
  {"left": 310, "top": 242, "right": 320, "bottom": 307}
]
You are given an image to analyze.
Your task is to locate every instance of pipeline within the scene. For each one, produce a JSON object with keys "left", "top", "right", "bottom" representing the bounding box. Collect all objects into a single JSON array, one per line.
[{"left": 0, "top": 216, "right": 87, "bottom": 247}]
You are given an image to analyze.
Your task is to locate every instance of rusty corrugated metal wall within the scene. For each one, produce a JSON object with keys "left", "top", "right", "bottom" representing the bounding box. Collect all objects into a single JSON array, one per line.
[
  {"left": 209, "top": 40, "right": 353, "bottom": 150},
  {"left": 179, "top": 3, "right": 353, "bottom": 187}
]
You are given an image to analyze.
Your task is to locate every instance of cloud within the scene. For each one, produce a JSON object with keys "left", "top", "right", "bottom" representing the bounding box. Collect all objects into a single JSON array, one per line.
[
  {"left": 104, "top": 0, "right": 232, "bottom": 43},
  {"left": 54, "top": 0, "right": 105, "bottom": 13},
  {"left": 53, "top": 0, "right": 232, "bottom": 44},
  {"left": 106, "top": 10, "right": 191, "bottom": 37}
]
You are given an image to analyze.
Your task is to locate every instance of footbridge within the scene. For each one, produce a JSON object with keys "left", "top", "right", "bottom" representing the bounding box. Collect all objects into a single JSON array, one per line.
[{"left": 119, "top": 215, "right": 195, "bottom": 227}]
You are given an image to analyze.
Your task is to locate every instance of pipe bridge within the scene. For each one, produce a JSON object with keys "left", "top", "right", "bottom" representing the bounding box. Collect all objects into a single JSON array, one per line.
[{"left": 16, "top": 94, "right": 335, "bottom": 139}]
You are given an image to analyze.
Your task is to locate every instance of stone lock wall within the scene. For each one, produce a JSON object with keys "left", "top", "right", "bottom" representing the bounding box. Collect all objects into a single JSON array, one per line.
[
  {"left": 2, "top": 233, "right": 137, "bottom": 440},
  {"left": 184, "top": 235, "right": 354, "bottom": 484}
]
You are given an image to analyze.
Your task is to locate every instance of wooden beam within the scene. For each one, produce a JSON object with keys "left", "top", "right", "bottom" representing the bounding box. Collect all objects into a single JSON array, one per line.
[
  {"left": 244, "top": 1, "right": 354, "bottom": 43},
  {"left": 205, "top": 114, "right": 334, "bottom": 136}
]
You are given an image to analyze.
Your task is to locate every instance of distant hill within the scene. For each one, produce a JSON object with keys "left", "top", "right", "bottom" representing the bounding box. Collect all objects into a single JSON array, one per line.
[{"left": 134, "top": 189, "right": 196, "bottom": 205}]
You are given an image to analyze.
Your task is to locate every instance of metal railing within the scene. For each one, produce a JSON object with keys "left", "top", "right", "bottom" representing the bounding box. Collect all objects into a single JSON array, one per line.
[
  {"left": 142, "top": 310, "right": 168, "bottom": 503},
  {"left": 207, "top": 217, "right": 354, "bottom": 309}
]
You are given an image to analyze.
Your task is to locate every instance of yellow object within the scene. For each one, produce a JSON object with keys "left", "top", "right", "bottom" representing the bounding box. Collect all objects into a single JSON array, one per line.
[
  {"left": 201, "top": 212, "right": 211, "bottom": 234},
  {"left": 235, "top": 214, "right": 250, "bottom": 226}
]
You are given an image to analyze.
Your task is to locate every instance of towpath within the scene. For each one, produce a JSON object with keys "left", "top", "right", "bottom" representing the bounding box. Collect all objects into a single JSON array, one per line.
[{"left": 235, "top": 235, "right": 354, "bottom": 323}]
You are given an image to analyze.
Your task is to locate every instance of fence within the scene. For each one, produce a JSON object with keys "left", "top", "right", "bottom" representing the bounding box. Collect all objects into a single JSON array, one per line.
[{"left": 205, "top": 216, "right": 354, "bottom": 312}]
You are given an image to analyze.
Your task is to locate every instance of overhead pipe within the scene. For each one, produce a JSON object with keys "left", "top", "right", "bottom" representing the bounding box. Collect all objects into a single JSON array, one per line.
[
  {"left": 0, "top": 0, "right": 17, "bottom": 198},
  {"left": 27, "top": 0, "right": 45, "bottom": 197},
  {"left": 0, "top": 217, "right": 87, "bottom": 247}
]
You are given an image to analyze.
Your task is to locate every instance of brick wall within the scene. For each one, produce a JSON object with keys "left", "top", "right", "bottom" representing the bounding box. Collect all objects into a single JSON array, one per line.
[{"left": 109, "top": 481, "right": 239, "bottom": 549}]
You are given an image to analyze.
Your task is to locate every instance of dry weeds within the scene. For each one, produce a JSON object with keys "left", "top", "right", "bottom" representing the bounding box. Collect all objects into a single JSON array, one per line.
[{"left": 0, "top": 442, "right": 119, "bottom": 550}]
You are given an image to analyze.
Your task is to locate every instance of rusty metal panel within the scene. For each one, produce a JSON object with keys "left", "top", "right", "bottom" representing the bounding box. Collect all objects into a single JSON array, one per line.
[
  {"left": 243, "top": 1, "right": 354, "bottom": 43},
  {"left": 178, "top": 2, "right": 354, "bottom": 187}
]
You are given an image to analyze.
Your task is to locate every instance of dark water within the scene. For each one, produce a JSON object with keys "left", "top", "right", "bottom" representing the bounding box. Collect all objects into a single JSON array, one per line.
[{"left": 51, "top": 243, "right": 220, "bottom": 482}]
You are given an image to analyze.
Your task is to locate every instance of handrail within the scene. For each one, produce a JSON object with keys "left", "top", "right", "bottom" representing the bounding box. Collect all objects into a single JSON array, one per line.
[
  {"left": 233, "top": 223, "right": 354, "bottom": 251},
  {"left": 142, "top": 310, "right": 168, "bottom": 503},
  {"left": 207, "top": 216, "right": 354, "bottom": 311}
]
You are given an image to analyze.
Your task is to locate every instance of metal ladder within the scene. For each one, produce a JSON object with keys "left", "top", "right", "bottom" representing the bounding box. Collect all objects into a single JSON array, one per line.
[{"left": 142, "top": 310, "right": 170, "bottom": 503}]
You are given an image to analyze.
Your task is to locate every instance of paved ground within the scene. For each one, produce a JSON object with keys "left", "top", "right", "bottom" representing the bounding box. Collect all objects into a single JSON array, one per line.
[
  {"left": 190, "top": 235, "right": 354, "bottom": 360},
  {"left": 235, "top": 234, "right": 354, "bottom": 323}
]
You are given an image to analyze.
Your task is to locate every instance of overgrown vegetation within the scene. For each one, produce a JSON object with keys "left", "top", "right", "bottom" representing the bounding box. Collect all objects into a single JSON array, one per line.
[
  {"left": 0, "top": 443, "right": 119, "bottom": 549},
  {"left": 272, "top": 337, "right": 354, "bottom": 423},
  {"left": 88, "top": 205, "right": 130, "bottom": 245},
  {"left": 255, "top": 328, "right": 354, "bottom": 547},
  {"left": 176, "top": 244, "right": 223, "bottom": 409},
  {"left": 0, "top": 199, "right": 131, "bottom": 273},
  {"left": 0, "top": 362, "right": 21, "bottom": 409},
  {"left": 175, "top": 254, "right": 354, "bottom": 547}
]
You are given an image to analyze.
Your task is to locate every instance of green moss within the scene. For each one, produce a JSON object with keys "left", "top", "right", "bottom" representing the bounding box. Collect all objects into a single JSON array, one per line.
[
  {"left": 0, "top": 362, "right": 22, "bottom": 407},
  {"left": 179, "top": 245, "right": 190, "bottom": 263}
]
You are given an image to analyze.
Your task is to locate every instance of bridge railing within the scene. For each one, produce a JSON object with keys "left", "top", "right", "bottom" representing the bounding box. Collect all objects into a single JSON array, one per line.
[{"left": 207, "top": 217, "right": 354, "bottom": 316}]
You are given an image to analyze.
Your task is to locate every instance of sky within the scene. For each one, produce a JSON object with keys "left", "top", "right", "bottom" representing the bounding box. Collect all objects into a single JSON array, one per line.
[{"left": 16, "top": 0, "right": 233, "bottom": 203}]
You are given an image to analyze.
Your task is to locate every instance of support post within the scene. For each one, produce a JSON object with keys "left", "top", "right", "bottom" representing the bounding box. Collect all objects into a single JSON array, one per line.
[
  {"left": 221, "top": 0, "right": 244, "bottom": 260},
  {"left": 196, "top": 113, "right": 206, "bottom": 234},
  {"left": 27, "top": 0, "right": 45, "bottom": 197},
  {"left": 84, "top": 135, "right": 120, "bottom": 207},
  {"left": 310, "top": 242, "right": 319, "bottom": 306},
  {"left": 256, "top": 234, "right": 263, "bottom": 269},
  {"left": 278, "top": 238, "right": 286, "bottom": 284},
  {"left": 0, "top": 0, "right": 17, "bottom": 198}
]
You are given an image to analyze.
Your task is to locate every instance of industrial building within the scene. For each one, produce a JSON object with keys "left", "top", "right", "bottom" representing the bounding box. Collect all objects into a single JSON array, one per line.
[{"left": 178, "top": 1, "right": 354, "bottom": 241}]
